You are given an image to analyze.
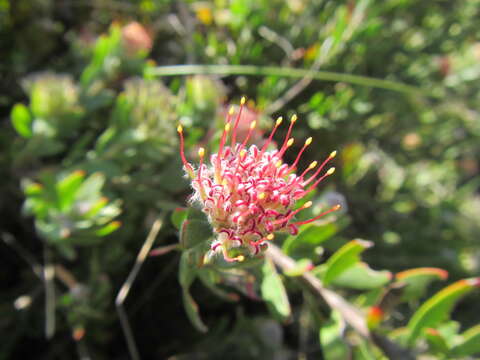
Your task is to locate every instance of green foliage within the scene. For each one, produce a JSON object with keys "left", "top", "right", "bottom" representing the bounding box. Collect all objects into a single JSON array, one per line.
[{"left": 2, "top": 0, "right": 480, "bottom": 359}]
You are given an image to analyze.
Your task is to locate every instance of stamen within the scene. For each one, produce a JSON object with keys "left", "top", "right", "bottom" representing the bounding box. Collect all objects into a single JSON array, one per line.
[
  {"left": 260, "top": 116, "right": 283, "bottom": 154},
  {"left": 177, "top": 124, "right": 194, "bottom": 178},
  {"left": 300, "top": 161, "right": 318, "bottom": 178},
  {"left": 197, "top": 147, "right": 207, "bottom": 199},
  {"left": 230, "top": 96, "right": 246, "bottom": 147},
  {"left": 277, "top": 137, "right": 294, "bottom": 158},
  {"left": 216, "top": 123, "right": 231, "bottom": 182},
  {"left": 289, "top": 137, "right": 312, "bottom": 170},
  {"left": 303, "top": 150, "right": 337, "bottom": 185},
  {"left": 279, "top": 114, "right": 297, "bottom": 153},
  {"left": 222, "top": 246, "right": 245, "bottom": 262},
  {"left": 238, "top": 120, "right": 257, "bottom": 153},
  {"left": 294, "top": 204, "right": 341, "bottom": 226},
  {"left": 305, "top": 167, "right": 335, "bottom": 194},
  {"left": 273, "top": 201, "right": 312, "bottom": 225}
]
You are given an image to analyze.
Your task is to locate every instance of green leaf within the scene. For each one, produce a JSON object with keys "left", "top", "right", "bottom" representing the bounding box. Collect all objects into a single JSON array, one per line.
[
  {"left": 179, "top": 213, "right": 212, "bottom": 249},
  {"left": 396, "top": 267, "right": 449, "bottom": 302},
  {"left": 179, "top": 250, "right": 197, "bottom": 289},
  {"left": 425, "top": 328, "right": 450, "bottom": 355},
  {"left": 171, "top": 207, "right": 189, "bottom": 230},
  {"left": 323, "top": 239, "right": 373, "bottom": 285},
  {"left": 57, "top": 170, "right": 86, "bottom": 211},
  {"left": 320, "top": 310, "right": 349, "bottom": 359},
  {"left": 407, "top": 278, "right": 480, "bottom": 345},
  {"left": 182, "top": 289, "right": 208, "bottom": 333},
  {"left": 282, "top": 223, "right": 338, "bottom": 257},
  {"left": 95, "top": 221, "right": 121, "bottom": 236},
  {"left": 261, "top": 258, "right": 291, "bottom": 322},
  {"left": 284, "top": 258, "right": 313, "bottom": 277},
  {"left": 451, "top": 324, "right": 480, "bottom": 357},
  {"left": 11, "top": 104, "right": 32, "bottom": 138},
  {"left": 331, "top": 262, "right": 392, "bottom": 290}
]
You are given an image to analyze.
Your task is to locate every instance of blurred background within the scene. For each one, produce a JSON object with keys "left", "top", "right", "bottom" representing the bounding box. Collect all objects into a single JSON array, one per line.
[{"left": 1, "top": 0, "right": 479, "bottom": 359}]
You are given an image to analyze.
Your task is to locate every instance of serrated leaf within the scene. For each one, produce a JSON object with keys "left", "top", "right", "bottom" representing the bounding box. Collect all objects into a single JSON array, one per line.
[
  {"left": 332, "top": 262, "right": 392, "bottom": 290},
  {"left": 261, "top": 258, "right": 291, "bottom": 322},
  {"left": 451, "top": 324, "right": 480, "bottom": 357},
  {"left": 11, "top": 103, "right": 32, "bottom": 137},
  {"left": 323, "top": 239, "right": 373, "bottom": 285},
  {"left": 407, "top": 278, "right": 480, "bottom": 345},
  {"left": 396, "top": 267, "right": 449, "bottom": 302}
]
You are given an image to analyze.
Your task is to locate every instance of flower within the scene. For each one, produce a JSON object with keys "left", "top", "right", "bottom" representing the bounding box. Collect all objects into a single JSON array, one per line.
[{"left": 178, "top": 98, "right": 340, "bottom": 263}]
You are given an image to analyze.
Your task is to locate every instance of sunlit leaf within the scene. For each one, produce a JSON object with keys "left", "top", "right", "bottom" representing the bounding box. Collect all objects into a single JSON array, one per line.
[
  {"left": 407, "top": 278, "right": 480, "bottom": 345},
  {"left": 451, "top": 324, "right": 480, "bottom": 357},
  {"left": 322, "top": 239, "right": 373, "bottom": 285},
  {"left": 261, "top": 258, "right": 291, "bottom": 322},
  {"left": 11, "top": 103, "right": 32, "bottom": 138}
]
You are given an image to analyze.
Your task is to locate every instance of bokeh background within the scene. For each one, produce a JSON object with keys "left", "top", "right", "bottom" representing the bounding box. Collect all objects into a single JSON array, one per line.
[{"left": 1, "top": 0, "right": 479, "bottom": 359}]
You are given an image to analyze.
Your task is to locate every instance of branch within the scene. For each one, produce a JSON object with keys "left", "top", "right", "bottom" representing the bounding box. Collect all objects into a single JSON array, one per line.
[{"left": 266, "top": 243, "right": 415, "bottom": 360}]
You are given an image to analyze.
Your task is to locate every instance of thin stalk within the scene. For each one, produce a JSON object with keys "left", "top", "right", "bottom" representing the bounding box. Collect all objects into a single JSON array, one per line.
[{"left": 145, "top": 64, "right": 427, "bottom": 96}]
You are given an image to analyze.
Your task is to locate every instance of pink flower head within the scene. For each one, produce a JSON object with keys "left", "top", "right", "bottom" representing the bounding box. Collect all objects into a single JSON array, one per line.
[{"left": 178, "top": 98, "right": 340, "bottom": 263}]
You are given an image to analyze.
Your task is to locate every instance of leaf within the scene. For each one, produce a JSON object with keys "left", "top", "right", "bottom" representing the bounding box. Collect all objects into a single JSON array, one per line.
[
  {"left": 282, "top": 223, "right": 338, "bottom": 258},
  {"left": 182, "top": 289, "right": 208, "bottom": 333},
  {"left": 331, "top": 262, "right": 392, "bottom": 290},
  {"left": 284, "top": 258, "right": 313, "bottom": 277},
  {"left": 396, "top": 267, "right": 449, "bottom": 302},
  {"left": 407, "top": 278, "right": 480, "bottom": 345},
  {"left": 425, "top": 328, "right": 450, "bottom": 355},
  {"left": 95, "top": 221, "right": 121, "bottom": 236},
  {"left": 451, "top": 324, "right": 480, "bottom": 357},
  {"left": 171, "top": 207, "right": 189, "bottom": 230},
  {"left": 323, "top": 239, "right": 373, "bottom": 285},
  {"left": 179, "top": 249, "right": 208, "bottom": 332},
  {"left": 11, "top": 104, "right": 32, "bottom": 138},
  {"left": 319, "top": 310, "right": 349, "bottom": 359},
  {"left": 261, "top": 258, "right": 291, "bottom": 322},
  {"left": 57, "top": 170, "right": 86, "bottom": 211},
  {"left": 179, "top": 250, "right": 197, "bottom": 289},
  {"left": 179, "top": 210, "right": 212, "bottom": 249}
]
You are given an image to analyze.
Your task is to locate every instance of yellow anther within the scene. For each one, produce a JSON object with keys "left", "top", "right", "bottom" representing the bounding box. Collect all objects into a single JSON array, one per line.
[
  {"left": 333, "top": 204, "right": 341, "bottom": 211},
  {"left": 198, "top": 147, "right": 205, "bottom": 157},
  {"left": 290, "top": 114, "right": 298, "bottom": 123},
  {"left": 258, "top": 193, "right": 266, "bottom": 200},
  {"left": 304, "top": 201, "right": 313, "bottom": 208},
  {"left": 250, "top": 121, "right": 257, "bottom": 129},
  {"left": 275, "top": 160, "right": 282, "bottom": 168},
  {"left": 329, "top": 150, "right": 337, "bottom": 158},
  {"left": 287, "top": 138, "right": 294, "bottom": 147},
  {"left": 225, "top": 123, "right": 231, "bottom": 132},
  {"left": 236, "top": 255, "right": 245, "bottom": 262},
  {"left": 239, "top": 149, "right": 247, "bottom": 157},
  {"left": 305, "top": 137, "right": 313, "bottom": 146},
  {"left": 266, "top": 234, "right": 274, "bottom": 241},
  {"left": 228, "top": 106, "right": 235, "bottom": 115},
  {"left": 327, "top": 167, "right": 336, "bottom": 175},
  {"left": 309, "top": 161, "right": 318, "bottom": 169},
  {"left": 177, "top": 124, "right": 183, "bottom": 133},
  {"left": 276, "top": 116, "right": 283, "bottom": 126},
  {"left": 222, "top": 179, "right": 228, "bottom": 186},
  {"left": 240, "top": 96, "right": 246, "bottom": 105}
]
